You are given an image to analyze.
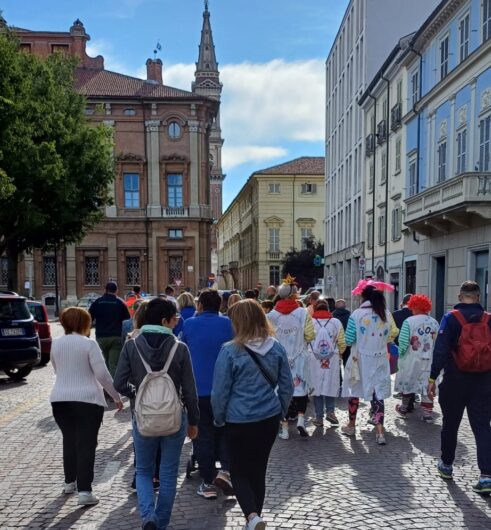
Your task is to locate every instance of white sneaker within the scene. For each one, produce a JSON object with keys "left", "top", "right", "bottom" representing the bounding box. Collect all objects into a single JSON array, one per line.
[
  {"left": 63, "top": 481, "right": 76, "bottom": 494},
  {"left": 247, "top": 515, "right": 266, "bottom": 530},
  {"left": 376, "top": 433, "right": 387, "bottom": 445},
  {"left": 297, "top": 415, "right": 308, "bottom": 437},
  {"left": 77, "top": 491, "right": 99, "bottom": 506},
  {"left": 278, "top": 426, "right": 289, "bottom": 440}
]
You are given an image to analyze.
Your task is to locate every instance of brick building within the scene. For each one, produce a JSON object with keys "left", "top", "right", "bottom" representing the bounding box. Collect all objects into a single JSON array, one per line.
[{"left": 4, "top": 4, "right": 223, "bottom": 303}]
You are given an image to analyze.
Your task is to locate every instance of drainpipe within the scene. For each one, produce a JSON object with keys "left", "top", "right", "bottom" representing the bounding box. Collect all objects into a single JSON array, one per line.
[
  {"left": 368, "top": 94, "right": 377, "bottom": 276},
  {"left": 381, "top": 74, "right": 390, "bottom": 276},
  {"left": 142, "top": 100, "right": 150, "bottom": 292}
]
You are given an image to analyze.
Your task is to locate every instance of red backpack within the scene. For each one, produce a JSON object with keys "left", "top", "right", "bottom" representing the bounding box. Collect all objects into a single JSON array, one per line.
[{"left": 451, "top": 310, "right": 491, "bottom": 373}]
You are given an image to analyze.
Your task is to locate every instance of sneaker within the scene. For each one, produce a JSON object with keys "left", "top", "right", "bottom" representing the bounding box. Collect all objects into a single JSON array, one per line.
[
  {"left": 341, "top": 424, "right": 356, "bottom": 437},
  {"left": 375, "top": 433, "right": 387, "bottom": 445},
  {"left": 437, "top": 459, "right": 453, "bottom": 480},
  {"left": 325, "top": 412, "right": 339, "bottom": 426},
  {"left": 247, "top": 515, "right": 266, "bottom": 530},
  {"left": 297, "top": 416, "right": 308, "bottom": 437},
  {"left": 77, "top": 491, "right": 99, "bottom": 506},
  {"left": 472, "top": 477, "right": 491, "bottom": 495},
  {"left": 286, "top": 415, "right": 298, "bottom": 422},
  {"left": 214, "top": 470, "right": 234, "bottom": 496},
  {"left": 197, "top": 482, "right": 218, "bottom": 500},
  {"left": 142, "top": 521, "right": 157, "bottom": 530},
  {"left": 395, "top": 404, "right": 408, "bottom": 419},
  {"left": 63, "top": 481, "right": 77, "bottom": 494},
  {"left": 278, "top": 426, "right": 289, "bottom": 440},
  {"left": 312, "top": 417, "right": 324, "bottom": 427}
]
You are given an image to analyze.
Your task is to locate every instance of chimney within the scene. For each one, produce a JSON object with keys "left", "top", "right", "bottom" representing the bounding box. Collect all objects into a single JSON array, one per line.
[{"left": 146, "top": 58, "right": 163, "bottom": 84}]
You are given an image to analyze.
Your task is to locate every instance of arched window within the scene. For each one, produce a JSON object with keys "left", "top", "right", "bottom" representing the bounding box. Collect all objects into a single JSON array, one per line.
[{"left": 168, "top": 121, "right": 181, "bottom": 139}]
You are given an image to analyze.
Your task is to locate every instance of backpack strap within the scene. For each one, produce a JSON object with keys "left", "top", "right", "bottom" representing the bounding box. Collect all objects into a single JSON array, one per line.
[
  {"left": 450, "top": 310, "right": 467, "bottom": 327},
  {"left": 244, "top": 346, "right": 276, "bottom": 389},
  {"left": 132, "top": 337, "right": 179, "bottom": 375},
  {"left": 314, "top": 318, "right": 330, "bottom": 328}
]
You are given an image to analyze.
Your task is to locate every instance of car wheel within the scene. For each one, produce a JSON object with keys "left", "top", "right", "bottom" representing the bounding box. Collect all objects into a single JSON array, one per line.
[
  {"left": 4, "top": 366, "right": 33, "bottom": 381},
  {"left": 40, "top": 353, "right": 50, "bottom": 366}
]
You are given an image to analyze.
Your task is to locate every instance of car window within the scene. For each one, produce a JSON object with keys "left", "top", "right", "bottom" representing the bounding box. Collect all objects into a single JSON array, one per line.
[
  {"left": 0, "top": 299, "right": 31, "bottom": 320},
  {"left": 27, "top": 304, "right": 46, "bottom": 322}
]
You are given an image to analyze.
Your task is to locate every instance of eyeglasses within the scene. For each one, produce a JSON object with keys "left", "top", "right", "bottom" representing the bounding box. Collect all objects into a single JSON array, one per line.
[{"left": 174, "top": 313, "right": 181, "bottom": 319}]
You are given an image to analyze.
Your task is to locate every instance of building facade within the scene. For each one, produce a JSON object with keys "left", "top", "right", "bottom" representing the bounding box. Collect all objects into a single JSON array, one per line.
[
  {"left": 4, "top": 5, "right": 222, "bottom": 303},
  {"left": 324, "top": 0, "right": 440, "bottom": 307},
  {"left": 217, "top": 158, "right": 325, "bottom": 293},
  {"left": 401, "top": 0, "right": 491, "bottom": 318}
]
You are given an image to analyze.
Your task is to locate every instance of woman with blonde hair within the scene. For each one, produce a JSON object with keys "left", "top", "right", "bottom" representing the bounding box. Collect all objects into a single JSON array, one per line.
[
  {"left": 227, "top": 293, "right": 242, "bottom": 313},
  {"left": 50, "top": 307, "right": 123, "bottom": 506},
  {"left": 212, "top": 299, "right": 293, "bottom": 530},
  {"left": 173, "top": 292, "right": 197, "bottom": 337}
]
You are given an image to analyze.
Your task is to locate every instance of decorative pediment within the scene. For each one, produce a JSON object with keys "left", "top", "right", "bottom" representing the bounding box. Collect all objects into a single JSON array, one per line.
[
  {"left": 116, "top": 152, "right": 145, "bottom": 162},
  {"left": 439, "top": 120, "right": 447, "bottom": 139},
  {"left": 160, "top": 154, "right": 189, "bottom": 163},
  {"left": 264, "top": 215, "right": 285, "bottom": 227},
  {"left": 481, "top": 88, "right": 491, "bottom": 112},
  {"left": 296, "top": 217, "right": 316, "bottom": 228},
  {"left": 457, "top": 105, "right": 467, "bottom": 127}
]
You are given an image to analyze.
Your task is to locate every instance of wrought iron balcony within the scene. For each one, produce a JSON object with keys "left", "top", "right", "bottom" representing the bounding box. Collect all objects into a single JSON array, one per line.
[
  {"left": 376, "top": 120, "right": 387, "bottom": 144},
  {"left": 391, "top": 103, "right": 402, "bottom": 131},
  {"left": 365, "top": 133, "right": 375, "bottom": 156},
  {"left": 404, "top": 172, "right": 491, "bottom": 236}
]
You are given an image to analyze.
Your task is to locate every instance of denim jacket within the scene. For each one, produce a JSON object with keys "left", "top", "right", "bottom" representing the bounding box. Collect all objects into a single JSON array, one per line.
[{"left": 211, "top": 339, "right": 293, "bottom": 425}]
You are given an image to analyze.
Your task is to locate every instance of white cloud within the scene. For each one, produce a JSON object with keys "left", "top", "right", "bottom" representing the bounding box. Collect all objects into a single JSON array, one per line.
[
  {"left": 222, "top": 145, "right": 288, "bottom": 171},
  {"left": 163, "top": 59, "right": 325, "bottom": 171},
  {"left": 86, "top": 40, "right": 144, "bottom": 78}
]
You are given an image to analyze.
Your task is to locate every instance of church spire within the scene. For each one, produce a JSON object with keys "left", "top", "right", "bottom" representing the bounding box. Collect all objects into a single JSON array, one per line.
[{"left": 195, "top": 0, "right": 219, "bottom": 80}]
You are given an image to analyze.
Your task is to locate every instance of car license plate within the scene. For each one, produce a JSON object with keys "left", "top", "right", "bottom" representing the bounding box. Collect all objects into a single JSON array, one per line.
[{"left": 1, "top": 328, "right": 25, "bottom": 337}]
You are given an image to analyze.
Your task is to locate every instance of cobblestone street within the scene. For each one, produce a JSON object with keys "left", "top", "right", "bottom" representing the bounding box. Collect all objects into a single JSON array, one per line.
[{"left": 0, "top": 325, "right": 489, "bottom": 529}]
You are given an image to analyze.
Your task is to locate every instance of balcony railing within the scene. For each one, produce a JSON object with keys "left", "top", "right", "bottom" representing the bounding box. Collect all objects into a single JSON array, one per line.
[
  {"left": 162, "top": 207, "right": 188, "bottom": 217},
  {"left": 404, "top": 172, "right": 491, "bottom": 236},
  {"left": 365, "top": 133, "right": 375, "bottom": 156},
  {"left": 391, "top": 102, "right": 402, "bottom": 131},
  {"left": 376, "top": 120, "right": 387, "bottom": 144},
  {"left": 267, "top": 251, "right": 282, "bottom": 261}
]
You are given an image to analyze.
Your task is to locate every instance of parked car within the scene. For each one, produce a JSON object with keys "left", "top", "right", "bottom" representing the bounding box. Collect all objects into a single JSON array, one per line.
[
  {"left": 27, "top": 300, "right": 52, "bottom": 365},
  {"left": 77, "top": 294, "right": 100, "bottom": 309},
  {"left": 0, "top": 292, "right": 41, "bottom": 380}
]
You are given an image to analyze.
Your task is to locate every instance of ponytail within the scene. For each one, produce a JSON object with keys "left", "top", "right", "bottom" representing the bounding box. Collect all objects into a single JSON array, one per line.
[{"left": 361, "top": 285, "right": 387, "bottom": 322}]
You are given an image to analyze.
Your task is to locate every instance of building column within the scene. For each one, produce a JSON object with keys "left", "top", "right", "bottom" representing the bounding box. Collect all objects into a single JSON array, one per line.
[
  {"left": 103, "top": 120, "right": 117, "bottom": 218},
  {"left": 449, "top": 96, "right": 456, "bottom": 178},
  {"left": 65, "top": 244, "right": 78, "bottom": 303},
  {"left": 469, "top": 78, "right": 477, "bottom": 169},
  {"left": 145, "top": 120, "right": 161, "bottom": 217},
  {"left": 188, "top": 120, "right": 200, "bottom": 207},
  {"left": 107, "top": 236, "right": 117, "bottom": 281}
]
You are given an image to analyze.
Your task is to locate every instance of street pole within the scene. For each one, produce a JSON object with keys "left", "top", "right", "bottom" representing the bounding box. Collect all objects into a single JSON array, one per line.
[{"left": 54, "top": 245, "right": 59, "bottom": 317}]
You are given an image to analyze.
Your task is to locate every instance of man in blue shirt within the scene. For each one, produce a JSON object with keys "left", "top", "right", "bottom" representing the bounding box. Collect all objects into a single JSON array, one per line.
[{"left": 182, "top": 289, "right": 234, "bottom": 500}]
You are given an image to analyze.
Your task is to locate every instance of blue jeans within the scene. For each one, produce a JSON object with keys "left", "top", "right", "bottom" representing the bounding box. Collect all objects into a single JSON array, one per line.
[
  {"left": 132, "top": 415, "right": 187, "bottom": 530},
  {"left": 314, "top": 396, "right": 335, "bottom": 418}
]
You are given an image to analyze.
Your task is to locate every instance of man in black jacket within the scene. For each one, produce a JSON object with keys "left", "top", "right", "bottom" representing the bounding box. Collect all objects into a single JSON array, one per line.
[
  {"left": 392, "top": 294, "right": 413, "bottom": 343},
  {"left": 333, "top": 299, "right": 351, "bottom": 366},
  {"left": 428, "top": 281, "right": 491, "bottom": 495}
]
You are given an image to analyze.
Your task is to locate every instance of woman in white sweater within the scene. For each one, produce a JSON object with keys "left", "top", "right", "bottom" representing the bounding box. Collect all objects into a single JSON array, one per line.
[{"left": 50, "top": 307, "right": 123, "bottom": 506}]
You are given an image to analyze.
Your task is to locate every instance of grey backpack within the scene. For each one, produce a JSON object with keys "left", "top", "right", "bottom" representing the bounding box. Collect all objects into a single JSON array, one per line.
[{"left": 133, "top": 338, "right": 182, "bottom": 437}]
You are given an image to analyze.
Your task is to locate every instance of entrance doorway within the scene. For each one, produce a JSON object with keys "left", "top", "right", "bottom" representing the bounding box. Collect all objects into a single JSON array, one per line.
[
  {"left": 405, "top": 260, "right": 416, "bottom": 295},
  {"left": 433, "top": 256, "right": 446, "bottom": 321}
]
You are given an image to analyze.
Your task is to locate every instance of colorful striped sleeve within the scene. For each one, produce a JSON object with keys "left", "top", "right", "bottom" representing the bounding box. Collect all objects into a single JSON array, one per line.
[
  {"left": 398, "top": 320, "right": 411, "bottom": 357},
  {"left": 304, "top": 313, "right": 316, "bottom": 342},
  {"left": 388, "top": 314, "right": 399, "bottom": 343},
  {"left": 345, "top": 316, "right": 357, "bottom": 346}
]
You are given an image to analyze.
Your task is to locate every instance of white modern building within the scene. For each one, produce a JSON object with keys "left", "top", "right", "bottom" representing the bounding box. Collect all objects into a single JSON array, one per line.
[{"left": 324, "top": 0, "right": 440, "bottom": 307}]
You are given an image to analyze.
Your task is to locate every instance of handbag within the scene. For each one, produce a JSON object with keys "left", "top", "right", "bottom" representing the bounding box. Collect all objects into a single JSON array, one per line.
[{"left": 244, "top": 346, "right": 276, "bottom": 389}]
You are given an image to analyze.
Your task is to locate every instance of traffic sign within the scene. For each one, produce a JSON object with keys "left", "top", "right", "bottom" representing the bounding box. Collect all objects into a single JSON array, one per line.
[{"left": 359, "top": 257, "right": 366, "bottom": 271}]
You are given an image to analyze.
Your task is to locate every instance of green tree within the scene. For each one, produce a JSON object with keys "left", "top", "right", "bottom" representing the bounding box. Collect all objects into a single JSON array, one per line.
[
  {"left": 281, "top": 238, "right": 324, "bottom": 291},
  {"left": 0, "top": 33, "right": 114, "bottom": 291}
]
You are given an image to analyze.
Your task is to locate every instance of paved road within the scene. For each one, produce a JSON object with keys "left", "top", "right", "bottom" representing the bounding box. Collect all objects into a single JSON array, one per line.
[{"left": 0, "top": 325, "right": 489, "bottom": 529}]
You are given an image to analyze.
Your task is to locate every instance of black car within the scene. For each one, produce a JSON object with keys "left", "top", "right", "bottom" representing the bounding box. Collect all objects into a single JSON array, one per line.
[{"left": 0, "top": 292, "right": 41, "bottom": 380}]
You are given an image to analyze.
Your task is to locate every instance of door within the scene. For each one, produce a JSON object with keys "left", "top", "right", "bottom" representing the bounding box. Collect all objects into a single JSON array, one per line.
[
  {"left": 434, "top": 256, "right": 446, "bottom": 322},
  {"left": 405, "top": 260, "right": 416, "bottom": 295}
]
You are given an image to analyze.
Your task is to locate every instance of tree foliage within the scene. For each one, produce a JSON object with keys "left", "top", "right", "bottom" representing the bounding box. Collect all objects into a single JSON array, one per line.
[
  {"left": 281, "top": 238, "right": 324, "bottom": 291},
  {"left": 0, "top": 32, "right": 115, "bottom": 290}
]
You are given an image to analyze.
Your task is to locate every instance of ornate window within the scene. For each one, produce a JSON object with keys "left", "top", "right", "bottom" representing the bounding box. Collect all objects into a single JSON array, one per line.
[
  {"left": 301, "top": 228, "right": 313, "bottom": 250},
  {"left": 484, "top": 0, "right": 491, "bottom": 43},
  {"left": 268, "top": 228, "right": 280, "bottom": 253},
  {"left": 123, "top": 108, "right": 136, "bottom": 116},
  {"left": 126, "top": 257, "right": 140, "bottom": 286},
  {"left": 391, "top": 207, "right": 402, "bottom": 242},
  {"left": 408, "top": 156, "right": 417, "bottom": 196},
  {"left": 479, "top": 115, "right": 491, "bottom": 171},
  {"left": 43, "top": 256, "right": 56, "bottom": 286},
  {"left": 167, "top": 174, "right": 183, "bottom": 208},
  {"left": 84, "top": 257, "right": 100, "bottom": 286},
  {"left": 168, "top": 121, "right": 181, "bottom": 139},
  {"left": 168, "top": 256, "right": 183, "bottom": 284},
  {"left": 0, "top": 257, "right": 8, "bottom": 286},
  {"left": 168, "top": 229, "right": 183, "bottom": 239},
  {"left": 459, "top": 13, "right": 470, "bottom": 62},
  {"left": 124, "top": 173, "right": 139, "bottom": 208},
  {"left": 440, "top": 35, "right": 449, "bottom": 80},
  {"left": 456, "top": 129, "right": 467, "bottom": 174},
  {"left": 438, "top": 141, "right": 447, "bottom": 183}
]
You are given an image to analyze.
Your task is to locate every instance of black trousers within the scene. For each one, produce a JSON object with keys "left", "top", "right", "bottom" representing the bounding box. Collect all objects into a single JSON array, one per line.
[
  {"left": 193, "top": 396, "right": 230, "bottom": 483},
  {"left": 439, "top": 369, "right": 491, "bottom": 475},
  {"left": 52, "top": 401, "right": 104, "bottom": 492},
  {"left": 227, "top": 415, "right": 280, "bottom": 518}
]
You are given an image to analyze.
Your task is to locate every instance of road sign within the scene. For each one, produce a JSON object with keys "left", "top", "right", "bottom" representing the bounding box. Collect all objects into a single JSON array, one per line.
[
  {"left": 313, "top": 255, "right": 322, "bottom": 267},
  {"left": 174, "top": 278, "right": 182, "bottom": 287},
  {"left": 359, "top": 257, "right": 366, "bottom": 271},
  {"left": 326, "top": 275, "right": 335, "bottom": 285}
]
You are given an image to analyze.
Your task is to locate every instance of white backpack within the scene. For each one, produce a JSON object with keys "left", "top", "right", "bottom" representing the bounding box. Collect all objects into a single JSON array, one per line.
[
  {"left": 311, "top": 319, "right": 337, "bottom": 361},
  {"left": 133, "top": 338, "right": 182, "bottom": 437}
]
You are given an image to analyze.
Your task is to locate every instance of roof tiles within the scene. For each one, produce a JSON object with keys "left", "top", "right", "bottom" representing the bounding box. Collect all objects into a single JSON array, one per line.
[{"left": 255, "top": 156, "right": 325, "bottom": 175}]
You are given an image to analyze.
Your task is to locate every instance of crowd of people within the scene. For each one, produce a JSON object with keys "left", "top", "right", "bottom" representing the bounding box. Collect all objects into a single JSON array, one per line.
[{"left": 48, "top": 276, "right": 491, "bottom": 529}]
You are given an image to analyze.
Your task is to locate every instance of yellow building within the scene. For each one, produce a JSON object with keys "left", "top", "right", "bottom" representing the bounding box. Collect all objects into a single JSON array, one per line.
[{"left": 217, "top": 157, "right": 325, "bottom": 292}]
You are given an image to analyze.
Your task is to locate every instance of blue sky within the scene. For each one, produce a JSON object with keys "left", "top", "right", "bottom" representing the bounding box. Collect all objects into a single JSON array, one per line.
[{"left": 3, "top": 0, "right": 349, "bottom": 207}]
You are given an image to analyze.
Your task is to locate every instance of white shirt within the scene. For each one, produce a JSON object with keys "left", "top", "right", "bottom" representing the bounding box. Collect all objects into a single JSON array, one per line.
[{"left": 50, "top": 334, "right": 120, "bottom": 407}]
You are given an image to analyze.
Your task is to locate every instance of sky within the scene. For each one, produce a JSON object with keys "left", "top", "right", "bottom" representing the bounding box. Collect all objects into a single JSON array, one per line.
[{"left": 2, "top": 0, "right": 350, "bottom": 208}]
